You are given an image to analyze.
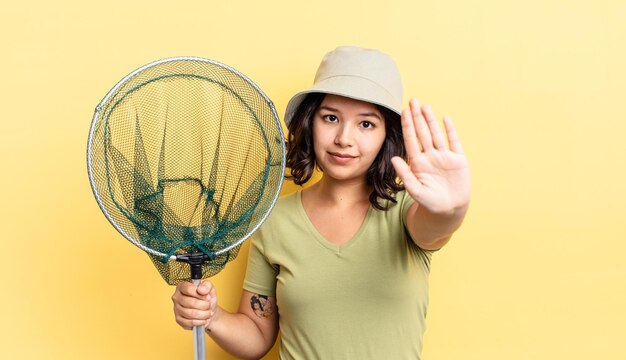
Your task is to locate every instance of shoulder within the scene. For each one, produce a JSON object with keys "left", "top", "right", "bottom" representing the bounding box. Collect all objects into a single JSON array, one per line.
[
  {"left": 256, "top": 190, "right": 301, "bottom": 237},
  {"left": 266, "top": 190, "right": 299, "bottom": 220},
  {"left": 370, "top": 191, "right": 433, "bottom": 263},
  {"left": 366, "top": 190, "right": 413, "bottom": 233},
  {"left": 376, "top": 190, "right": 415, "bottom": 221}
]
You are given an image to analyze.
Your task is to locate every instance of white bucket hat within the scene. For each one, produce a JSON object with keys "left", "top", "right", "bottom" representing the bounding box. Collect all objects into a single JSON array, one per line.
[{"left": 284, "top": 46, "right": 403, "bottom": 126}]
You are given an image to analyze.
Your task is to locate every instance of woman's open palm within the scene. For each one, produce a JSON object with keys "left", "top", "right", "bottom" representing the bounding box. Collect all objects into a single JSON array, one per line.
[{"left": 391, "top": 99, "right": 471, "bottom": 214}]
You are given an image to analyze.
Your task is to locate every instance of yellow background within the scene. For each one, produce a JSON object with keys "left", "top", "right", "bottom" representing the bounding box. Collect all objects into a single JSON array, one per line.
[{"left": 1, "top": 0, "right": 625, "bottom": 359}]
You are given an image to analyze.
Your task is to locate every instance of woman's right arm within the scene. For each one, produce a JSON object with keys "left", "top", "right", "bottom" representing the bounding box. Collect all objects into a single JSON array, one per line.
[{"left": 172, "top": 281, "right": 278, "bottom": 360}]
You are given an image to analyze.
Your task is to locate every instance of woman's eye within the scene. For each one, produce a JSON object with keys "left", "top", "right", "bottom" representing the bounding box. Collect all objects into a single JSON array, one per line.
[
  {"left": 324, "top": 114, "right": 338, "bottom": 122},
  {"left": 361, "top": 121, "right": 373, "bottom": 129}
]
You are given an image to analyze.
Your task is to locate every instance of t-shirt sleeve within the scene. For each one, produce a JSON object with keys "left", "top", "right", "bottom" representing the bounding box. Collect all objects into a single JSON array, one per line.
[
  {"left": 399, "top": 191, "right": 435, "bottom": 269},
  {"left": 400, "top": 189, "right": 416, "bottom": 221},
  {"left": 243, "top": 226, "right": 278, "bottom": 296}
]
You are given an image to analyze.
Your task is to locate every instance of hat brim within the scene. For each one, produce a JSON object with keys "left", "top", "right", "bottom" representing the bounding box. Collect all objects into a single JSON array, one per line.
[{"left": 284, "top": 75, "right": 402, "bottom": 127}]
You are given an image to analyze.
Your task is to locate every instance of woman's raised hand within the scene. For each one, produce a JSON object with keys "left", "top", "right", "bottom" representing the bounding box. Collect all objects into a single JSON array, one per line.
[{"left": 391, "top": 99, "right": 471, "bottom": 215}]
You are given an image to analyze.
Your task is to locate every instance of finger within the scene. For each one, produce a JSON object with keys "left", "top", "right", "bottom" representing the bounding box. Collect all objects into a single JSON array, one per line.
[
  {"left": 173, "top": 291, "right": 212, "bottom": 312},
  {"left": 176, "top": 281, "right": 203, "bottom": 299},
  {"left": 422, "top": 104, "right": 447, "bottom": 150},
  {"left": 196, "top": 281, "right": 214, "bottom": 297},
  {"left": 174, "top": 303, "right": 213, "bottom": 329},
  {"left": 391, "top": 156, "right": 423, "bottom": 200},
  {"left": 443, "top": 116, "right": 465, "bottom": 154},
  {"left": 401, "top": 107, "right": 422, "bottom": 155},
  {"left": 174, "top": 304, "right": 212, "bottom": 321},
  {"left": 177, "top": 281, "right": 213, "bottom": 300},
  {"left": 175, "top": 299, "right": 213, "bottom": 316},
  {"left": 411, "top": 99, "right": 433, "bottom": 151}
]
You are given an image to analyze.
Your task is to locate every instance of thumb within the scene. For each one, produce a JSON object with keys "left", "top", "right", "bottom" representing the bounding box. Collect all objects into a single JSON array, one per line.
[
  {"left": 196, "top": 281, "right": 213, "bottom": 297},
  {"left": 391, "top": 156, "right": 423, "bottom": 201},
  {"left": 391, "top": 156, "right": 408, "bottom": 178}
]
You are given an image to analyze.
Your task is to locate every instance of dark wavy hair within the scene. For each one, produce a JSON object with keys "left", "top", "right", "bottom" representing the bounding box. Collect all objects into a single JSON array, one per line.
[{"left": 285, "top": 93, "right": 406, "bottom": 210}]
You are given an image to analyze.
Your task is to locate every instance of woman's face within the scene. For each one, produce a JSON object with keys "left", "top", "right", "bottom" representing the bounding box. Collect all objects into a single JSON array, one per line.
[{"left": 312, "top": 94, "right": 386, "bottom": 184}]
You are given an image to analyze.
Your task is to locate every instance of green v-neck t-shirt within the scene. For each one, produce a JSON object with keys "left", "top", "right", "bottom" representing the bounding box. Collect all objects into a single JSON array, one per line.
[{"left": 243, "top": 190, "right": 433, "bottom": 360}]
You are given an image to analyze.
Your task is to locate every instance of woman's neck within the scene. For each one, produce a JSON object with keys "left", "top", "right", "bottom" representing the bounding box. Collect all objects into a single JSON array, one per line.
[{"left": 303, "top": 175, "right": 370, "bottom": 207}]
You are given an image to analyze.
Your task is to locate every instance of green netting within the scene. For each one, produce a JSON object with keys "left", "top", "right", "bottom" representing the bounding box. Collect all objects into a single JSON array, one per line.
[{"left": 88, "top": 58, "right": 285, "bottom": 284}]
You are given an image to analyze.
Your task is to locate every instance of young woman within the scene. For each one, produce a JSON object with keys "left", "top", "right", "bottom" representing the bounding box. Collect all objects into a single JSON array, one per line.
[{"left": 172, "top": 46, "right": 471, "bottom": 359}]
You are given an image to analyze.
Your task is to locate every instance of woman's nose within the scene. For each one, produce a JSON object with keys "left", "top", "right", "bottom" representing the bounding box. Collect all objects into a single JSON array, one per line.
[{"left": 334, "top": 124, "right": 353, "bottom": 147}]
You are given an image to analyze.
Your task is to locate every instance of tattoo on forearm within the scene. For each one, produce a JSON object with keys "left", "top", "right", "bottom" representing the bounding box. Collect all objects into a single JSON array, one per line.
[{"left": 250, "top": 294, "right": 274, "bottom": 319}]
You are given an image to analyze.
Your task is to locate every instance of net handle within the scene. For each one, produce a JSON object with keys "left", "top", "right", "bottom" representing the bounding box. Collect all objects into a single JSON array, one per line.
[{"left": 193, "top": 279, "right": 207, "bottom": 360}]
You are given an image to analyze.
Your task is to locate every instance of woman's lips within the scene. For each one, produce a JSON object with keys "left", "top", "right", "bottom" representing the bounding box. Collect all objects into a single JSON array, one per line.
[{"left": 329, "top": 152, "right": 355, "bottom": 163}]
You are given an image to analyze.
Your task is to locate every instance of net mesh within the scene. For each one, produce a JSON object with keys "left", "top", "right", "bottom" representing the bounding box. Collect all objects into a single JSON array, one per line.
[{"left": 88, "top": 58, "right": 284, "bottom": 284}]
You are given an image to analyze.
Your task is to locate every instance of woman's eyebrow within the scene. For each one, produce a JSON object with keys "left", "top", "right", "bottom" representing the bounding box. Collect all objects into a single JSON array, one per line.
[
  {"left": 318, "top": 106, "right": 382, "bottom": 120},
  {"left": 318, "top": 105, "right": 340, "bottom": 113},
  {"left": 358, "top": 112, "right": 382, "bottom": 120}
]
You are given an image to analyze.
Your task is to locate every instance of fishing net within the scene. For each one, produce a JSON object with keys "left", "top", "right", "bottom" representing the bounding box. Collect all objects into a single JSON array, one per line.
[{"left": 87, "top": 57, "right": 285, "bottom": 285}]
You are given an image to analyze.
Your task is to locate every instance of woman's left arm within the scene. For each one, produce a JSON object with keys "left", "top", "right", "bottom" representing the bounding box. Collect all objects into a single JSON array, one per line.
[{"left": 391, "top": 99, "right": 471, "bottom": 250}]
